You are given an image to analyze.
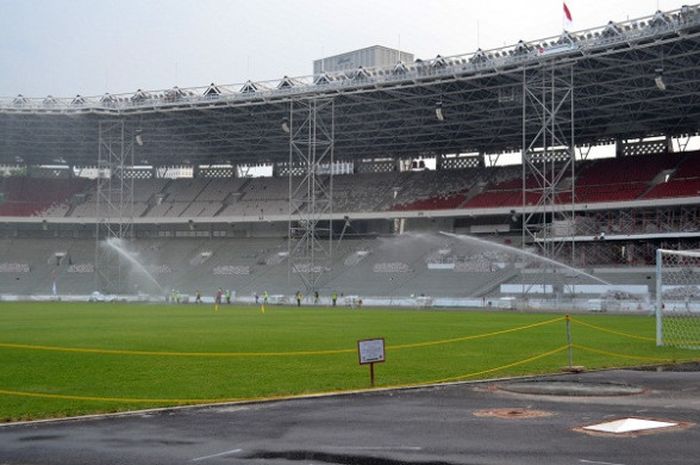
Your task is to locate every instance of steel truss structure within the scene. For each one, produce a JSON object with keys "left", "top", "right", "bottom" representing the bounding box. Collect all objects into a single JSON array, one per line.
[
  {"left": 94, "top": 120, "right": 135, "bottom": 293},
  {"left": 0, "top": 5, "right": 700, "bottom": 285},
  {"left": 521, "top": 63, "right": 575, "bottom": 261},
  {"left": 537, "top": 206, "right": 700, "bottom": 266},
  {"left": 2, "top": 6, "right": 700, "bottom": 169},
  {"left": 287, "top": 99, "right": 335, "bottom": 292}
]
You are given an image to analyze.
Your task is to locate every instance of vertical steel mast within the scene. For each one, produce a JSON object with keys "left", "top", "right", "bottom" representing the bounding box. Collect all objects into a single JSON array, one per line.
[
  {"left": 287, "top": 98, "right": 335, "bottom": 292},
  {"left": 521, "top": 62, "right": 575, "bottom": 263},
  {"left": 95, "top": 119, "right": 135, "bottom": 293}
]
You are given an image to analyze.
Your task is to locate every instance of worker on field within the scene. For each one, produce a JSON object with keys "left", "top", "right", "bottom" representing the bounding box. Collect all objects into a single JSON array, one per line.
[
  {"left": 215, "top": 288, "right": 223, "bottom": 311},
  {"left": 314, "top": 290, "right": 319, "bottom": 305},
  {"left": 225, "top": 289, "right": 231, "bottom": 304},
  {"left": 331, "top": 291, "right": 337, "bottom": 307},
  {"left": 195, "top": 290, "right": 202, "bottom": 304},
  {"left": 295, "top": 290, "right": 303, "bottom": 307},
  {"left": 263, "top": 290, "right": 269, "bottom": 305},
  {"left": 254, "top": 292, "right": 259, "bottom": 304}
]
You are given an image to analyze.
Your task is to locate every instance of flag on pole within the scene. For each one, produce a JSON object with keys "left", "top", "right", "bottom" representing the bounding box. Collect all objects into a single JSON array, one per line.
[{"left": 563, "top": 2, "right": 573, "bottom": 29}]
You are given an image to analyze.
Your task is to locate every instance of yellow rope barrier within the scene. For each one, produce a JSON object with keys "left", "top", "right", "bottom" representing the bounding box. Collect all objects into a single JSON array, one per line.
[
  {"left": 0, "top": 345, "right": 570, "bottom": 404},
  {"left": 0, "top": 317, "right": 564, "bottom": 358},
  {"left": 0, "top": 389, "right": 214, "bottom": 404},
  {"left": 572, "top": 343, "right": 679, "bottom": 362},
  {"left": 423, "top": 345, "right": 569, "bottom": 384},
  {"left": 389, "top": 317, "right": 565, "bottom": 350},
  {"left": 569, "top": 317, "right": 656, "bottom": 342},
  {"left": 0, "top": 342, "right": 355, "bottom": 358}
]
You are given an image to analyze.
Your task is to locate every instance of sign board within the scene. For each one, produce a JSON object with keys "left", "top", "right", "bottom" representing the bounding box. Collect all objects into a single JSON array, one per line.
[{"left": 357, "top": 338, "right": 385, "bottom": 365}]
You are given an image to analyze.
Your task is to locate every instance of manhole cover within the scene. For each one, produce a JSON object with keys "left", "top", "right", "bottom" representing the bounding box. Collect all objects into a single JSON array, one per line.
[
  {"left": 499, "top": 380, "right": 643, "bottom": 397},
  {"left": 473, "top": 408, "right": 554, "bottom": 419}
]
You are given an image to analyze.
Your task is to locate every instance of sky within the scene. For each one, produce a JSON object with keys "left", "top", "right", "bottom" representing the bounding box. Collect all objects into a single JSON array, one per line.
[{"left": 0, "top": 0, "right": 691, "bottom": 97}]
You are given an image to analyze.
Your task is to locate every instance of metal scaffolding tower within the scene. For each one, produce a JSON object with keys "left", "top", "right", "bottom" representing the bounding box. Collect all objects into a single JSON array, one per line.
[
  {"left": 521, "top": 63, "right": 575, "bottom": 262},
  {"left": 94, "top": 120, "right": 135, "bottom": 293},
  {"left": 287, "top": 98, "right": 335, "bottom": 292}
]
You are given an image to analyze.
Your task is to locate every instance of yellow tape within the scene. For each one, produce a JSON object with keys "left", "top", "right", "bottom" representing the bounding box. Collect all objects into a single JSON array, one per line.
[
  {"left": 0, "top": 342, "right": 355, "bottom": 358},
  {"left": 0, "top": 389, "right": 215, "bottom": 404},
  {"left": 0, "top": 345, "right": 570, "bottom": 404},
  {"left": 424, "top": 345, "right": 569, "bottom": 384},
  {"left": 572, "top": 343, "right": 678, "bottom": 362},
  {"left": 389, "top": 317, "right": 565, "bottom": 350},
  {"left": 570, "top": 318, "right": 656, "bottom": 342},
  {"left": 0, "top": 317, "right": 564, "bottom": 358}
]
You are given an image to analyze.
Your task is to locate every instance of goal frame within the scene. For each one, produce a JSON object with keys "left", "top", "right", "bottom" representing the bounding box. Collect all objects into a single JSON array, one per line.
[{"left": 655, "top": 248, "right": 700, "bottom": 347}]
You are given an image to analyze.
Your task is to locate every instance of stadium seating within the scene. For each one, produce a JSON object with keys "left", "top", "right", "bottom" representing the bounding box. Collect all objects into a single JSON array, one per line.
[
  {"left": 0, "top": 177, "right": 90, "bottom": 217},
  {"left": 642, "top": 151, "right": 700, "bottom": 200},
  {"left": 333, "top": 172, "right": 402, "bottom": 212},
  {"left": 388, "top": 168, "right": 480, "bottom": 211},
  {"left": 669, "top": 150, "right": 700, "bottom": 179},
  {"left": 2, "top": 151, "right": 700, "bottom": 219},
  {"left": 0, "top": 234, "right": 664, "bottom": 299},
  {"left": 644, "top": 178, "right": 700, "bottom": 199}
]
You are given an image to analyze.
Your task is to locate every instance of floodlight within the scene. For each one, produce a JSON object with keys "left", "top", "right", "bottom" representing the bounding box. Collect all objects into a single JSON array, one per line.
[
  {"left": 281, "top": 117, "right": 290, "bottom": 134},
  {"left": 135, "top": 129, "right": 144, "bottom": 146},
  {"left": 435, "top": 101, "right": 445, "bottom": 121},
  {"left": 655, "top": 68, "right": 666, "bottom": 91}
]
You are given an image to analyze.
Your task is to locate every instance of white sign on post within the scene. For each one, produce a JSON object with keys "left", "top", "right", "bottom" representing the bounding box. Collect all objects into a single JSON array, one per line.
[{"left": 357, "top": 338, "right": 385, "bottom": 365}]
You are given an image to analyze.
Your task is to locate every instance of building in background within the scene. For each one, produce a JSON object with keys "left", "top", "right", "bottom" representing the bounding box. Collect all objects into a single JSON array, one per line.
[{"left": 313, "top": 45, "right": 414, "bottom": 74}]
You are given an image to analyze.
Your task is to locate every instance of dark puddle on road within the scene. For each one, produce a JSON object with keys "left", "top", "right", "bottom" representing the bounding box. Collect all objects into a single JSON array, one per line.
[{"left": 243, "top": 450, "right": 458, "bottom": 465}]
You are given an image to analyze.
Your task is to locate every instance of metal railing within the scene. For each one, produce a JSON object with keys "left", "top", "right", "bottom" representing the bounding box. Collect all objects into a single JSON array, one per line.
[{"left": 1, "top": 6, "right": 698, "bottom": 114}]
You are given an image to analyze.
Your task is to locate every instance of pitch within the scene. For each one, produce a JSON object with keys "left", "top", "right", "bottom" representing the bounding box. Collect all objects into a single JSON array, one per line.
[{"left": 0, "top": 302, "right": 696, "bottom": 422}]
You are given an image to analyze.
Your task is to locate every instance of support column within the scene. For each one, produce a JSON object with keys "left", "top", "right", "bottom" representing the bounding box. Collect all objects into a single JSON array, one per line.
[
  {"left": 287, "top": 98, "right": 335, "bottom": 292},
  {"left": 95, "top": 119, "right": 135, "bottom": 293},
  {"left": 521, "top": 62, "right": 575, "bottom": 263}
]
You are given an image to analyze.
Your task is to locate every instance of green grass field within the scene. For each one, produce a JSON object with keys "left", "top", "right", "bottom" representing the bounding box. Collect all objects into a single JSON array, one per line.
[{"left": 0, "top": 301, "right": 697, "bottom": 422}]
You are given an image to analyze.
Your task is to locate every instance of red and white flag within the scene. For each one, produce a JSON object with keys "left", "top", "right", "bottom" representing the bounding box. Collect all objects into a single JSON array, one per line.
[{"left": 563, "top": 2, "right": 573, "bottom": 29}]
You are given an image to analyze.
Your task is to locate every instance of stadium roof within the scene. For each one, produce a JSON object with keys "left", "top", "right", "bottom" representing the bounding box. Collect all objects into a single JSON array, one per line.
[{"left": 1, "top": 6, "right": 700, "bottom": 167}]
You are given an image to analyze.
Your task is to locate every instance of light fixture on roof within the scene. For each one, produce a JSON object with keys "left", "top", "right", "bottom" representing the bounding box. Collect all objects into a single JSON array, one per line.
[
  {"left": 281, "top": 117, "right": 290, "bottom": 134},
  {"left": 435, "top": 101, "right": 445, "bottom": 122},
  {"left": 135, "top": 129, "right": 144, "bottom": 146},
  {"left": 654, "top": 68, "right": 666, "bottom": 91}
]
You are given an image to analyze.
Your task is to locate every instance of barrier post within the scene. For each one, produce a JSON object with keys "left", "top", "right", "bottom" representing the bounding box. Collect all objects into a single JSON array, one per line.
[{"left": 566, "top": 314, "right": 573, "bottom": 369}]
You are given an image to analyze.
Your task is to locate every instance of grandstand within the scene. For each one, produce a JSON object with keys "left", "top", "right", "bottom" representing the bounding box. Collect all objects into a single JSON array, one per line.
[{"left": 1, "top": 5, "right": 700, "bottom": 307}]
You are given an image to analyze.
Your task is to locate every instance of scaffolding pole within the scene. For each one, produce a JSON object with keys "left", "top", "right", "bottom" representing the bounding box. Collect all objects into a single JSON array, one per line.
[
  {"left": 522, "top": 63, "right": 576, "bottom": 262},
  {"left": 287, "top": 98, "right": 335, "bottom": 292},
  {"left": 94, "top": 119, "right": 135, "bottom": 293}
]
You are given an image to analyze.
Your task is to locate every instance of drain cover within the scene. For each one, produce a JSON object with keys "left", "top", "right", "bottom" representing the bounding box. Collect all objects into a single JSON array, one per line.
[
  {"left": 499, "top": 380, "right": 643, "bottom": 397},
  {"left": 583, "top": 418, "right": 677, "bottom": 434},
  {"left": 473, "top": 408, "right": 554, "bottom": 419}
]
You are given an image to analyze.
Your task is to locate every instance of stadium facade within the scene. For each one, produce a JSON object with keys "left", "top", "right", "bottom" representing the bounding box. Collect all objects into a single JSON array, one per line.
[{"left": 0, "top": 5, "right": 699, "bottom": 306}]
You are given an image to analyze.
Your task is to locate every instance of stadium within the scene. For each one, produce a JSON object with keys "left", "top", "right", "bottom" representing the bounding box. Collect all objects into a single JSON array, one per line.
[{"left": 1, "top": 3, "right": 700, "bottom": 464}]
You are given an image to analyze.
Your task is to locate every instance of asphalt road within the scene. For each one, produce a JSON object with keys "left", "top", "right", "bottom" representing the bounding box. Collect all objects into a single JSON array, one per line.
[{"left": 1, "top": 369, "right": 699, "bottom": 465}]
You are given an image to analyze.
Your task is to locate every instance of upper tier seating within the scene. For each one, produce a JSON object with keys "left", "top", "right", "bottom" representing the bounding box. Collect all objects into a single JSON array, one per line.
[
  {"left": 573, "top": 154, "right": 682, "bottom": 203},
  {"left": 2, "top": 151, "right": 700, "bottom": 218},
  {"left": 389, "top": 169, "right": 479, "bottom": 211},
  {"left": 641, "top": 150, "right": 700, "bottom": 200},
  {"left": 0, "top": 177, "right": 90, "bottom": 217},
  {"left": 644, "top": 178, "right": 700, "bottom": 199},
  {"left": 333, "top": 172, "right": 402, "bottom": 212}
]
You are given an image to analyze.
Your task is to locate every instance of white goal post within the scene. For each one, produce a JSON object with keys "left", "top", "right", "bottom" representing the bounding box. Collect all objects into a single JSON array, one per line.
[{"left": 656, "top": 249, "right": 700, "bottom": 348}]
